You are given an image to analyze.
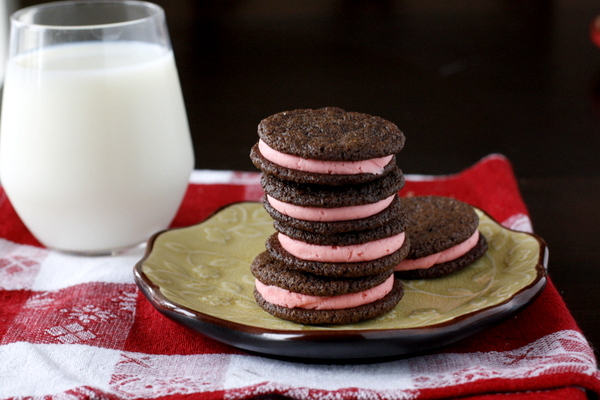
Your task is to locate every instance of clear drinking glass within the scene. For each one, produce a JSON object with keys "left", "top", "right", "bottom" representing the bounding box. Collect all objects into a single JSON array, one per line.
[{"left": 0, "top": 1, "right": 194, "bottom": 255}]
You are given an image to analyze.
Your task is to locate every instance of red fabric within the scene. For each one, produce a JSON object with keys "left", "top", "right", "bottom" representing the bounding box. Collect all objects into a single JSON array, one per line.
[
  {"left": 401, "top": 154, "right": 529, "bottom": 223},
  {"left": 0, "top": 154, "right": 598, "bottom": 400},
  {"left": 458, "top": 387, "right": 590, "bottom": 400}
]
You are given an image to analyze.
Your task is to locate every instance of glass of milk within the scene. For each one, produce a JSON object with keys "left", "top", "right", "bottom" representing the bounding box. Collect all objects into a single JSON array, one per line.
[{"left": 0, "top": 1, "right": 195, "bottom": 255}]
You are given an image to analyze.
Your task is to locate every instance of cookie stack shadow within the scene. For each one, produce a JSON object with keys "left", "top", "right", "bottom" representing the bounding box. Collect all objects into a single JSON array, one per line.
[{"left": 249, "top": 108, "right": 410, "bottom": 325}]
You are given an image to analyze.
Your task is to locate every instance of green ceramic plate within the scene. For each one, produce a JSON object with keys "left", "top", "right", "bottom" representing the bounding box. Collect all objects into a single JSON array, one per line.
[{"left": 134, "top": 202, "right": 547, "bottom": 360}]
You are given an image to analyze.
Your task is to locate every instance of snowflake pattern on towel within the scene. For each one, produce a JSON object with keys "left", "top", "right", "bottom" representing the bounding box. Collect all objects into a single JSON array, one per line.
[
  {"left": 1, "top": 282, "right": 137, "bottom": 349},
  {"left": 0, "top": 239, "right": 47, "bottom": 290}
]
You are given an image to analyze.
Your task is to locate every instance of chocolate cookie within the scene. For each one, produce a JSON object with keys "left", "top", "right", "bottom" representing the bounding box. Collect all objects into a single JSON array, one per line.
[
  {"left": 395, "top": 195, "right": 487, "bottom": 279},
  {"left": 263, "top": 194, "right": 404, "bottom": 235},
  {"left": 254, "top": 278, "right": 404, "bottom": 325},
  {"left": 274, "top": 214, "right": 407, "bottom": 246},
  {"left": 261, "top": 166, "right": 405, "bottom": 208},
  {"left": 251, "top": 251, "right": 393, "bottom": 296},
  {"left": 401, "top": 196, "right": 480, "bottom": 257},
  {"left": 257, "top": 107, "right": 405, "bottom": 161},
  {"left": 266, "top": 233, "right": 411, "bottom": 278}
]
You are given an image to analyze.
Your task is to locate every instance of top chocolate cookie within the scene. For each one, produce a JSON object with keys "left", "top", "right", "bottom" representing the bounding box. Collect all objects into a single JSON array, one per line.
[{"left": 258, "top": 107, "right": 405, "bottom": 161}]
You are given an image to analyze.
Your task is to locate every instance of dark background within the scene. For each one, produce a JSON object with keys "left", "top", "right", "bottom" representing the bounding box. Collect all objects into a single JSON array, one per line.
[{"left": 18, "top": 0, "right": 600, "bottom": 360}]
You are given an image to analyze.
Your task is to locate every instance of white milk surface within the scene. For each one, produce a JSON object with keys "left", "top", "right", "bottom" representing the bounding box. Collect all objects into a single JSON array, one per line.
[{"left": 0, "top": 41, "right": 194, "bottom": 252}]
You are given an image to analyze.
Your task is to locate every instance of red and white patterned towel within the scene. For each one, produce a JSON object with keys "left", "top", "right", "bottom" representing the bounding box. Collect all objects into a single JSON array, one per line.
[{"left": 1, "top": 154, "right": 599, "bottom": 400}]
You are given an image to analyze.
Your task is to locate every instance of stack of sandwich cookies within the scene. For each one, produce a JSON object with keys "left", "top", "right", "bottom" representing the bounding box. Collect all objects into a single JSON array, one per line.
[
  {"left": 250, "top": 107, "right": 409, "bottom": 325},
  {"left": 394, "top": 196, "right": 488, "bottom": 280}
]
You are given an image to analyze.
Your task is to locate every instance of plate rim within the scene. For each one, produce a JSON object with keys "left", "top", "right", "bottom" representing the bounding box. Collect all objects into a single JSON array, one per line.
[{"left": 133, "top": 201, "right": 548, "bottom": 356}]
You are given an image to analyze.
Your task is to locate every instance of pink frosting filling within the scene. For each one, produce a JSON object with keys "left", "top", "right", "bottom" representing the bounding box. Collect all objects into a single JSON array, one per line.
[
  {"left": 267, "top": 194, "right": 396, "bottom": 222},
  {"left": 278, "top": 231, "right": 405, "bottom": 263},
  {"left": 255, "top": 275, "right": 395, "bottom": 310},
  {"left": 395, "top": 230, "right": 480, "bottom": 271},
  {"left": 258, "top": 139, "right": 393, "bottom": 175}
]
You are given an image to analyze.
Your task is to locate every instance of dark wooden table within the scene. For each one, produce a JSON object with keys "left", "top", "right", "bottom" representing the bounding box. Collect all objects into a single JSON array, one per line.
[{"left": 23, "top": 0, "right": 599, "bottom": 361}]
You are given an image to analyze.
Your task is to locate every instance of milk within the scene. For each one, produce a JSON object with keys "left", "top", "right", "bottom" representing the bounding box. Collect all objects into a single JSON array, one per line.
[{"left": 0, "top": 41, "right": 194, "bottom": 253}]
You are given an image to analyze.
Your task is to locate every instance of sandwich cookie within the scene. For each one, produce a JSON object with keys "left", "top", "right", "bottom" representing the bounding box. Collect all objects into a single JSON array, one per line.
[
  {"left": 265, "top": 232, "right": 410, "bottom": 278},
  {"left": 263, "top": 194, "right": 404, "bottom": 235},
  {"left": 274, "top": 214, "right": 408, "bottom": 247},
  {"left": 261, "top": 166, "right": 405, "bottom": 234},
  {"left": 254, "top": 273, "right": 404, "bottom": 325},
  {"left": 251, "top": 251, "right": 393, "bottom": 296},
  {"left": 250, "top": 107, "right": 405, "bottom": 185},
  {"left": 261, "top": 165, "right": 405, "bottom": 209},
  {"left": 394, "top": 196, "right": 488, "bottom": 279}
]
